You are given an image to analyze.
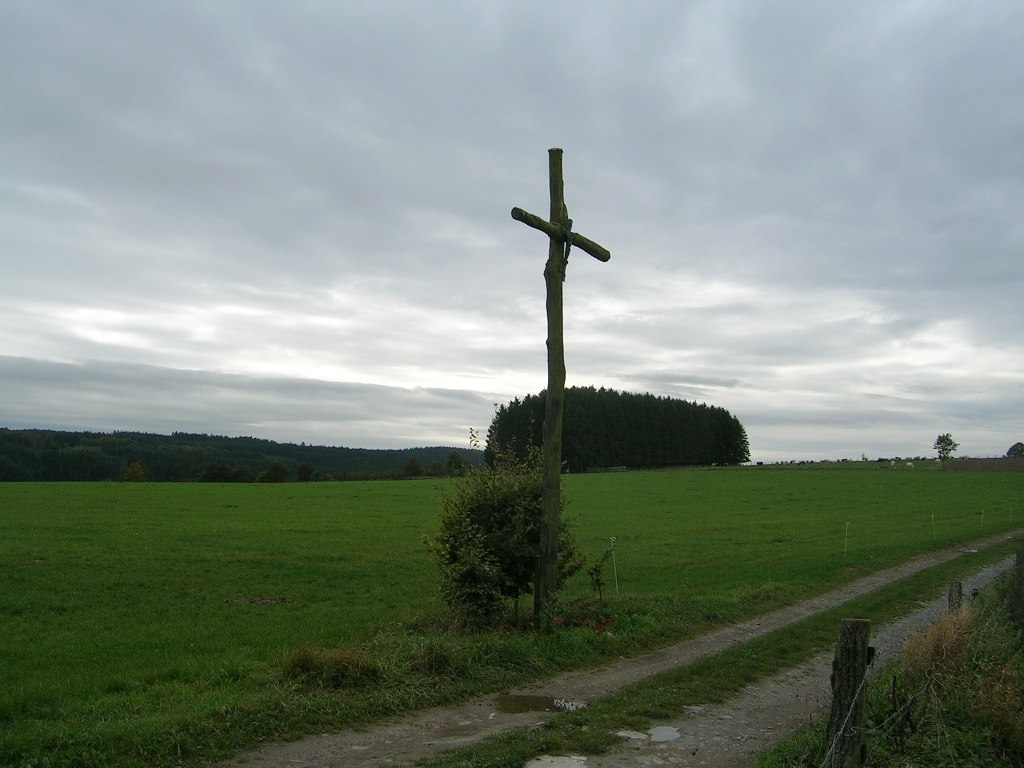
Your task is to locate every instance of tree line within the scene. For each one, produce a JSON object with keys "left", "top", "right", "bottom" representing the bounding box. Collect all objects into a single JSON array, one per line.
[
  {"left": 0, "top": 428, "right": 480, "bottom": 482},
  {"left": 485, "top": 386, "right": 750, "bottom": 471}
]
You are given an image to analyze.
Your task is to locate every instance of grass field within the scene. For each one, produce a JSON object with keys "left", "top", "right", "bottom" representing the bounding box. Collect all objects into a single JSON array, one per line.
[{"left": 1, "top": 465, "right": 1021, "bottom": 767}]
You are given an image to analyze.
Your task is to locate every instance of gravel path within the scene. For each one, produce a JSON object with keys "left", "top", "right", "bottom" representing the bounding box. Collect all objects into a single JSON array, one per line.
[
  {"left": 220, "top": 532, "right": 1021, "bottom": 768},
  {"left": 583, "top": 555, "right": 1015, "bottom": 768}
]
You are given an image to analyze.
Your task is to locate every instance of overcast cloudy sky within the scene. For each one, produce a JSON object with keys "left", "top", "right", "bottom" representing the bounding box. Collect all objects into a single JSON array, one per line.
[{"left": 1, "top": 1, "right": 1022, "bottom": 461}]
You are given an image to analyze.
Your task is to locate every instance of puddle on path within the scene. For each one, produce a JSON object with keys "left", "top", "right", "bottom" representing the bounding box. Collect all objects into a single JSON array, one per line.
[
  {"left": 525, "top": 756, "right": 587, "bottom": 767},
  {"left": 495, "top": 695, "right": 587, "bottom": 713},
  {"left": 649, "top": 725, "right": 681, "bottom": 742}
]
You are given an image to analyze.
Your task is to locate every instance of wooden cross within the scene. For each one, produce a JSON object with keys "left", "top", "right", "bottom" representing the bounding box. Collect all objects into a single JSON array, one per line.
[{"left": 511, "top": 148, "right": 610, "bottom": 627}]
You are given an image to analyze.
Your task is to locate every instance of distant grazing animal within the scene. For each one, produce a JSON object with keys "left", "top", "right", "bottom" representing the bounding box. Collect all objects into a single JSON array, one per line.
[
  {"left": 906, "top": 462, "right": 914, "bottom": 469},
  {"left": 890, "top": 459, "right": 895, "bottom": 468}
]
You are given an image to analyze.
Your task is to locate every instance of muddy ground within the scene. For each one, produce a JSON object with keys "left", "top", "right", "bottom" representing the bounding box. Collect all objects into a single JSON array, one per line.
[{"left": 221, "top": 531, "right": 1021, "bottom": 768}]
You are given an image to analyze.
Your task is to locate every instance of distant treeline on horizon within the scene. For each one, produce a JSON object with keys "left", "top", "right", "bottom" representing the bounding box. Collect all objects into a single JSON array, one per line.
[
  {"left": 486, "top": 386, "right": 750, "bottom": 471},
  {"left": 1, "top": 385, "right": 752, "bottom": 482},
  {"left": 0, "top": 428, "right": 483, "bottom": 482}
]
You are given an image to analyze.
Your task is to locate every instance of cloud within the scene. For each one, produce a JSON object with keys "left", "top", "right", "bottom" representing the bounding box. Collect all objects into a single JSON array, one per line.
[
  {"left": 0, "top": 356, "right": 493, "bottom": 449},
  {"left": 1, "top": 1, "right": 1022, "bottom": 461}
]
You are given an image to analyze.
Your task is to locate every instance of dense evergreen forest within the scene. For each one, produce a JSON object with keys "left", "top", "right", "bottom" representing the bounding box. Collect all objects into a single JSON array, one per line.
[
  {"left": 486, "top": 386, "right": 750, "bottom": 471},
  {"left": 0, "top": 428, "right": 482, "bottom": 482}
]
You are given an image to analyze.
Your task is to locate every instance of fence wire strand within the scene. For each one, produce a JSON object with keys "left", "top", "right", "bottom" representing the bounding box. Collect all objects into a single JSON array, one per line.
[
  {"left": 819, "top": 669, "right": 871, "bottom": 768},
  {"left": 861, "top": 676, "right": 934, "bottom": 762}
]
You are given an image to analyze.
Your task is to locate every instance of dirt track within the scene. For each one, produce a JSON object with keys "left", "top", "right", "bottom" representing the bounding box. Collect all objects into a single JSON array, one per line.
[{"left": 220, "top": 531, "right": 1022, "bottom": 768}]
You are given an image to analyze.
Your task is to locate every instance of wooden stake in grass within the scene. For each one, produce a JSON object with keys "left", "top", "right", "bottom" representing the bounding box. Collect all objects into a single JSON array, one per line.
[
  {"left": 947, "top": 581, "right": 964, "bottom": 614},
  {"left": 512, "top": 148, "right": 610, "bottom": 628},
  {"left": 610, "top": 536, "right": 620, "bottom": 597}
]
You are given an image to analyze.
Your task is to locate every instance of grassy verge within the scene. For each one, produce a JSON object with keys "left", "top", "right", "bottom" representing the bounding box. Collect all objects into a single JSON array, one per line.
[
  {"left": 415, "top": 541, "right": 1018, "bottom": 768},
  {"left": 760, "top": 571, "right": 1024, "bottom": 767}
]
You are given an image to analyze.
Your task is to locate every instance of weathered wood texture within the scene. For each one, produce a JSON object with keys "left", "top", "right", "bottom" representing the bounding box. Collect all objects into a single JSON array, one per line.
[
  {"left": 510, "top": 208, "right": 611, "bottom": 262},
  {"left": 1017, "top": 538, "right": 1024, "bottom": 589},
  {"left": 537, "top": 148, "right": 569, "bottom": 627},
  {"left": 1013, "top": 539, "right": 1024, "bottom": 623},
  {"left": 825, "top": 618, "right": 871, "bottom": 768},
  {"left": 947, "top": 581, "right": 964, "bottom": 614},
  {"left": 511, "top": 148, "right": 610, "bottom": 628}
]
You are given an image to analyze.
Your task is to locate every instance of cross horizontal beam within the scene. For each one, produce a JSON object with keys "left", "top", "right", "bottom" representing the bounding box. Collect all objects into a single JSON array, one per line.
[{"left": 510, "top": 207, "right": 611, "bottom": 262}]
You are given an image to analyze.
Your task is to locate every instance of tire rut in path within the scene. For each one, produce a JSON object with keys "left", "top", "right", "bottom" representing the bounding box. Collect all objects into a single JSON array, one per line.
[
  {"left": 221, "top": 531, "right": 1022, "bottom": 768},
  {"left": 585, "top": 555, "right": 1015, "bottom": 767}
]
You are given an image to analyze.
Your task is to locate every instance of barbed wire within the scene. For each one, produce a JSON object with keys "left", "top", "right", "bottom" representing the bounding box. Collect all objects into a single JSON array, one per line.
[
  {"left": 818, "top": 668, "right": 872, "bottom": 768},
  {"left": 861, "top": 675, "right": 934, "bottom": 761}
]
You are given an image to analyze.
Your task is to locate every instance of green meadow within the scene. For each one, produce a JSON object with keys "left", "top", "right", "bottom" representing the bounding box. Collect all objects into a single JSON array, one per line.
[{"left": 1, "top": 466, "right": 1021, "bottom": 767}]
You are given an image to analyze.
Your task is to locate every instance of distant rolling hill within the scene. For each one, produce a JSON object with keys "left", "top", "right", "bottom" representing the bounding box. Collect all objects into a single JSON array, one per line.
[{"left": 0, "top": 428, "right": 483, "bottom": 481}]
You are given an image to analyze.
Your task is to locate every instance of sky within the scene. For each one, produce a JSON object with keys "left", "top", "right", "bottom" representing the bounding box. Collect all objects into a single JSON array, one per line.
[{"left": 1, "top": 1, "right": 1022, "bottom": 462}]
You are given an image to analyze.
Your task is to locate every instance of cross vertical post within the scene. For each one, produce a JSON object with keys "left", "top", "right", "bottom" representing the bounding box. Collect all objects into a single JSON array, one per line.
[{"left": 511, "top": 148, "right": 610, "bottom": 629}]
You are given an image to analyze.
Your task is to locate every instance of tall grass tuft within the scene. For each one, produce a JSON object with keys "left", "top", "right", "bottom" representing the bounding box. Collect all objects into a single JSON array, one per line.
[
  {"left": 281, "top": 645, "right": 383, "bottom": 689},
  {"left": 766, "top": 576, "right": 1024, "bottom": 767},
  {"left": 875, "top": 584, "right": 1024, "bottom": 764}
]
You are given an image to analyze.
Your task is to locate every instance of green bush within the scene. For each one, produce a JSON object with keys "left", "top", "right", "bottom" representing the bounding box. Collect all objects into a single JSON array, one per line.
[{"left": 426, "top": 448, "right": 583, "bottom": 629}]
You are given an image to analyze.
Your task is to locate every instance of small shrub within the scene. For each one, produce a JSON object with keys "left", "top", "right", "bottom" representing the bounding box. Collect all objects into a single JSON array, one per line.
[
  {"left": 425, "top": 447, "right": 583, "bottom": 630},
  {"left": 587, "top": 547, "right": 613, "bottom": 598}
]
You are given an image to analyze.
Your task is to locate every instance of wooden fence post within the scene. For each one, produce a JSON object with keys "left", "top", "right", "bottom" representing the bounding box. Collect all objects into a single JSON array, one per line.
[
  {"left": 825, "top": 619, "right": 871, "bottom": 768},
  {"left": 1016, "top": 539, "right": 1024, "bottom": 594},
  {"left": 947, "top": 581, "right": 963, "bottom": 614},
  {"left": 1013, "top": 539, "right": 1024, "bottom": 624}
]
